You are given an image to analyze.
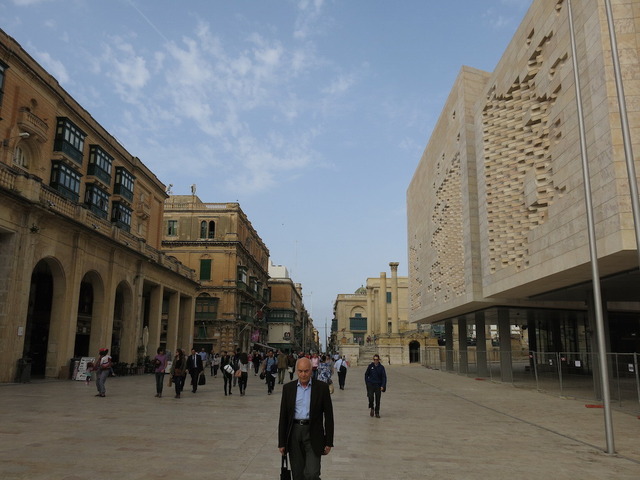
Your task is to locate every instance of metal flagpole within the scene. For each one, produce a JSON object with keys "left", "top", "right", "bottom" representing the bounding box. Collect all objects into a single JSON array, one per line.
[
  {"left": 567, "top": 0, "right": 615, "bottom": 454},
  {"left": 602, "top": 0, "right": 640, "bottom": 263}
]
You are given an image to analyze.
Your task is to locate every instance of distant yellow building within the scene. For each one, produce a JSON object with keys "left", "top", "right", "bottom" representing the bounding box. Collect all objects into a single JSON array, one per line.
[
  {"left": 162, "top": 196, "right": 270, "bottom": 354},
  {"left": 0, "top": 30, "right": 197, "bottom": 382},
  {"left": 332, "top": 262, "right": 429, "bottom": 365}
]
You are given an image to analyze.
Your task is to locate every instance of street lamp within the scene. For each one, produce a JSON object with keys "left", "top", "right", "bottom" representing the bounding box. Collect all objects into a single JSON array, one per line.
[{"left": 2, "top": 131, "right": 29, "bottom": 147}]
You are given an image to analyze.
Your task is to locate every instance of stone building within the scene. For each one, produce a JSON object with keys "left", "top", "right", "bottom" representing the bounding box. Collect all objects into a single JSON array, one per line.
[
  {"left": 0, "top": 30, "right": 198, "bottom": 382},
  {"left": 267, "top": 262, "right": 315, "bottom": 353},
  {"left": 407, "top": 0, "right": 640, "bottom": 382},
  {"left": 162, "top": 196, "right": 270, "bottom": 354},
  {"left": 333, "top": 262, "right": 428, "bottom": 365}
]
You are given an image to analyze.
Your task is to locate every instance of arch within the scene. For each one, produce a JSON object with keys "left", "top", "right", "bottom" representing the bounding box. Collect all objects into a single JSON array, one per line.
[
  {"left": 409, "top": 340, "right": 421, "bottom": 363},
  {"left": 200, "top": 221, "right": 207, "bottom": 239},
  {"left": 208, "top": 220, "right": 216, "bottom": 239},
  {"left": 24, "top": 257, "right": 66, "bottom": 378},
  {"left": 77, "top": 270, "right": 106, "bottom": 357}
]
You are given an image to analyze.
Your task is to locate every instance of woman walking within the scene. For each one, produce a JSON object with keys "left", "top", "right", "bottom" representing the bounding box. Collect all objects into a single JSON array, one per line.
[
  {"left": 317, "top": 355, "right": 334, "bottom": 393},
  {"left": 153, "top": 347, "right": 167, "bottom": 398},
  {"left": 170, "top": 348, "right": 187, "bottom": 399},
  {"left": 237, "top": 351, "right": 249, "bottom": 395}
]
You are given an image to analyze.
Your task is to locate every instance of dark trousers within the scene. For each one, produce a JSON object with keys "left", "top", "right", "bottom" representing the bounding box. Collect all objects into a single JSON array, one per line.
[
  {"left": 366, "top": 383, "right": 382, "bottom": 414},
  {"left": 155, "top": 372, "right": 164, "bottom": 394},
  {"left": 238, "top": 372, "right": 248, "bottom": 394},
  {"left": 267, "top": 372, "right": 276, "bottom": 393},
  {"left": 337, "top": 370, "right": 346, "bottom": 389},
  {"left": 173, "top": 375, "right": 185, "bottom": 396},
  {"left": 223, "top": 372, "right": 233, "bottom": 394},
  {"left": 190, "top": 370, "right": 199, "bottom": 392},
  {"left": 288, "top": 424, "right": 321, "bottom": 480}
]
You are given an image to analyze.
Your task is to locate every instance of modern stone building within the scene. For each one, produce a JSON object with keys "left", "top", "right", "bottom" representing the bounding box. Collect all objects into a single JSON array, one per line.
[
  {"left": 407, "top": 0, "right": 640, "bottom": 382},
  {"left": 333, "top": 262, "right": 428, "bottom": 365},
  {"left": 0, "top": 30, "right": 198, "bottom": 382},
  {"left": 162, "top": 196, "right": 270, "bottom": 354},
  {"left": 267, "top": 262, "right": 315, "bottom": 353}
]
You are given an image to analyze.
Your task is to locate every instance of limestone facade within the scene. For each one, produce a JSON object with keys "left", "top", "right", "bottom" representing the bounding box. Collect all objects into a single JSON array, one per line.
[
  {"left": 408, "top": 0, "right": 640, "bottom": 324},
  {"left": 333, "top": 262, "right": 428, "bottom": 365},
  {"left": 0, "top": 30, "right": 198, "bottom": 382},
  {"left": 267, "top": 271, "right": 315, "bottom": 353},
  {"left": 161, "top": 196, "right": 270, "bottom": 354}
]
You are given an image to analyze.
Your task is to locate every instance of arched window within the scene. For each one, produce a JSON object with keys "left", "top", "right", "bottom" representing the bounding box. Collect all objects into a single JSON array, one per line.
[
  {"left": 208, "top": 220, "right": 215, "bottom": 239},
  {"left": 200, "top": 221, "right": 207, "bottom": 239},
  {"left": 13, "top": 145, "right": 28, "bottom": 168}
]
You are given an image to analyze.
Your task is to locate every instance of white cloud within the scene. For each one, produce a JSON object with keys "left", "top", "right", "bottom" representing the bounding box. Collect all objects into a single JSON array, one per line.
[
  {"left": 322, "top": 73, "right": 355, "bottom": 96},
  {"left": 32, "top": 48, "right": 70, "bottom": 84},
  {"left": 11, "top": 0, "right": 52, "bottom": 5},
  {"left": 294, "top": 0, "right": 326, "bottom": 39},
  {"left": 101, "top": 37, "right": 151, "bottom": 101}
]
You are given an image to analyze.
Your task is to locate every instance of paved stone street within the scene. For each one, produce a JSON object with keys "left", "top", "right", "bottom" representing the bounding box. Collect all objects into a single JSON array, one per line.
[{"left": 0, "top": 364, "right": 639, "bottom": 480}]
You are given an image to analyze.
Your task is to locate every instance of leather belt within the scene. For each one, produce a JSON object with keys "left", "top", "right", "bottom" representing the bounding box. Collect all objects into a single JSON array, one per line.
[{"left": 293, "top": 419, "right": 310, "bottom": 425}]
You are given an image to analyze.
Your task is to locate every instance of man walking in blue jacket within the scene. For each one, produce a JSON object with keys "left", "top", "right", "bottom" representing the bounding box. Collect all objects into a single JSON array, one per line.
[{"left": 364, "top": 354, "right": 387, "bottom": 418}]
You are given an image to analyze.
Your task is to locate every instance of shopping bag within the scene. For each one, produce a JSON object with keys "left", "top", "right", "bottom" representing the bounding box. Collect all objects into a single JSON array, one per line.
[
  {"left": 168, "top": 375, "right": 173, "bottom": 387},
  {"left": 280, "top": 455, "right": 291, "bottom": 480},
  {"left": 198, "top": 372, "right": 206, "bottom": 385}
]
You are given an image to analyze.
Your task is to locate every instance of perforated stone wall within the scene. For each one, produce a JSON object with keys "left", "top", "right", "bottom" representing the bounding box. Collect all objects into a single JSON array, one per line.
[
  {"left": 481, "top": 31, "right": 565, "bottom": 274},
  {"left": 428, "top": 153, "right": 465, "bottom": 302}
]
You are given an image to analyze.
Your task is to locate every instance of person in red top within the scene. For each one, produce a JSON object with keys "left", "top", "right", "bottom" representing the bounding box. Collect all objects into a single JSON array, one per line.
[{"left": 95, "top": 348, "right": 112, "bottom": 398}]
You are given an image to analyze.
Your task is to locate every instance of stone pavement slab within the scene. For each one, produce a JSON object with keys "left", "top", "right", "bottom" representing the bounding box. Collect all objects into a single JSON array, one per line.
[{"left": 0, "top": 365, "right": 638, "bottom": 479}]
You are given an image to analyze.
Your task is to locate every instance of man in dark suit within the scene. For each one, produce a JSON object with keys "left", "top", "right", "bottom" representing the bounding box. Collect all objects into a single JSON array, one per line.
[
  {"left": 278, "top": 357, "right": 334, "bottom": 480},
  {"left": 187, "top": 348, "right": 204, "bottom": 393}
]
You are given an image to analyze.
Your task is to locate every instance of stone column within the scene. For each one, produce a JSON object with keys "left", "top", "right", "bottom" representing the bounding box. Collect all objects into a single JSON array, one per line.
[
  {"left": 147, "top": 284, "right": 164, "bottom": 357},
  {"left": 366, "top": 285, "right": 374, "bottom": 338},
  {"left": 179, "top": 294, "right": 195, "bottom": 351},
  {"left": 445, "top": 320, "right": 454, "bottom": 372},
  {"left": 497, "top": 308, "right": 513, "bottom": 383},
  {"left": 389, "top": 262, "right": 399, "bottom": 334},
  {"left": 165, "top": 289, "right": 180, "bottom": 354},
  {"left": 458, "top": 316, "right": 468, "bottom": 375},
  {"left": 475, "top": 311, "right": 489, "bottom": 377},
  {"left": 379, "top": 272, "right": 388, "bottom": 334}
]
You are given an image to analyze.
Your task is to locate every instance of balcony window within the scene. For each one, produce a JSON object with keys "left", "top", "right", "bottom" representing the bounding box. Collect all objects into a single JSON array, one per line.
[
  {"left": 167, "top": 219, "right": 177, "bottom": 236},
  {"left": 114, "top": 166, "right": 134, "bottom": 202},
  {"left": 200, "top": 221, "right": 207, "bottom": 239},
  {"left": 237, "top": 266, "right": 248, "bottom": 284},
  {"left": 208, "top": 221, "right": 215, "bottom": 239},
  {"left": 85, "top": 183, "right": 109, "bottom": 219},
  {"left": 349, "top": 317, "right": 367, "bottom": 332},
  {"left": 13, "top": 146, "right": 28, "bottom": 169},
  {"left": 111, "top": 201, "right": 132, "bottom": 231},
  {"left": 195, "top": 295, "right": 218, "bottom": 320},
  {"left": 54, "top": 117, "right": 86, "bottom": 165},
  {"left": 0, "top": 61, "right": 7, "bottom": 109},
  {"left": 50, "top": 160, "right": 81, "bottom": 201},
  {"left": 87, "top": 145, "right": 113, "bottom": 185}
]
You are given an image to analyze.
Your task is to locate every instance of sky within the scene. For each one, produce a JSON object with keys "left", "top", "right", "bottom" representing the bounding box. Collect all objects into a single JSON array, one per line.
[{"left": 2, "top": 0, "right": 532, "bottom": 349}]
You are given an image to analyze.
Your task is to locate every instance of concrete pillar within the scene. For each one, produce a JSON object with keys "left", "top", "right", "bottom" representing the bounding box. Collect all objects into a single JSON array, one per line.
[
  {"left": 379, "top": 272, "right": 388, "bottom": 334},
  {"left": 389, "top": 262, "right": 399, "bottom": 334},
  {"left": 475, "top": 311, "right": 489, "bottom": 377},
  {"left": 165, "top": 290, "right": 181, "bottom": 354},
  {"left": 458, "top": 317, "right": 468, "bottom": 375},
  {"left": 366, "top": 285, "right": 374, "bottom": 337},
  {"left": 497, "top": 308, "right": 513, "bottom": 383},
  {"left": 445, "top": 320, "right": 454, "bottom": 372},
  {"left": 147, "top": 284, "right": 164, "bottom": 357}
]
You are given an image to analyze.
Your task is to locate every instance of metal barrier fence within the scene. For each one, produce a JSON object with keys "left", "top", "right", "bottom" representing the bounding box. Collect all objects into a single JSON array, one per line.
[{"left": 423, "top": 347, "right": 640, "bottom": 414}]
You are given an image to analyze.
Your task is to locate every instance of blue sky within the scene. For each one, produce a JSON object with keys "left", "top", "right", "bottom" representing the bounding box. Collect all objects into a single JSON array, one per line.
[{"left": 2, "top": 0, "right": 531, "bottom": 348}]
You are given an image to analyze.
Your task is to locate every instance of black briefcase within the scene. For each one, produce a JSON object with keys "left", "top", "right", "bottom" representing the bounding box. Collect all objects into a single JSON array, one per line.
[
  {"left": 198, "top": 372, "right": 206, "bottom": 385},
  {"left": 280, "top": 455, "right": 291, "bottom": 480}
]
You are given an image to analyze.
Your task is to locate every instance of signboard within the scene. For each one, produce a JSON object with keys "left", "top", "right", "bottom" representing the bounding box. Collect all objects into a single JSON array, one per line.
[{"left": 74, "top": 356, "right": 96, "bottom": 381}]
